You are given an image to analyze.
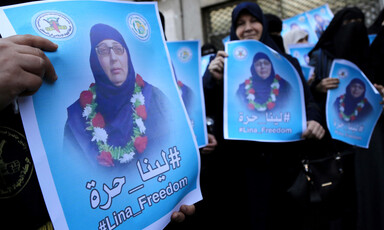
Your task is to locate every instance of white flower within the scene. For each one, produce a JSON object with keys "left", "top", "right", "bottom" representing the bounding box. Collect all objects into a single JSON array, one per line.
[
  {"left": 340, "top": 106, "right": 345, "bottom": 112},
  {"left": 178, "top": 88, "right": 183, "bottom": 97},
  {"left": 82, "top": 105, "right": 92, "bottom": 119},
  {"left": 270, "top": 94, "right": 276, "bottom": 102},
  {"left": 119, "top": 152, "right": 135, "bottom": 163},
  {"left": 271, "top": 82, "right": 280, "bottom": 89},
  {"left": 247, "top": 94, "right": 255, "bottom": 101},
  {"left": 135, "top": 118, "right": 146, "bottom": 134},
  {"left": 130, "top": 92, "right": 145, "bottom": 105},
  {"left": 92, "top": 127, "right": 108, "bottom": 143},
  {"left": 245, "top": 84, "right": 251, "bottom": 90}
]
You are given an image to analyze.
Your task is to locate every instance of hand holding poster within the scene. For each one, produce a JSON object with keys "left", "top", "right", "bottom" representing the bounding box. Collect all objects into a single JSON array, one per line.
[
  {"left": 0, "top": 1, "right": 201, "bottom": 229},
  {"left": 224, "top": 40, "right": 306, "bottom": 142},
  {"left": 326, "top": 59, "right": 383, "bottom": 148},
  {"left": 167, "top": 41, "right": 208, "bottom": 147}
]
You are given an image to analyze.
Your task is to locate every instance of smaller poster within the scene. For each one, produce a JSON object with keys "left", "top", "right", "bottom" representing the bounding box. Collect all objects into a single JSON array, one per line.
[
  {"left": 326, "top": 59, "right": 383, "bottom": 148},
  {"left": 282, "top": 12, "right": 318, "bottom": 45},
  {"left": 287, "top": 43, "right": 315, "bottom": 81},
  {"left": 167, "top": 40, "right": 208, "bottom": 147},
  {"left": 224, "top": 40, "right": 306, "bottom": 142},
  {"left": 306, "top": 4, "right": 333, "bottom": 39},
  {"left": 282, "top": 4, "right": 333, "bottom": 44}
]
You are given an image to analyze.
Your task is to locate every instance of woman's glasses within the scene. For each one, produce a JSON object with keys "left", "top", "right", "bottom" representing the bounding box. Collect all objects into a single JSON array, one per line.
[{"left": 96, "top": 44, "right": 125, "bottom": 56}]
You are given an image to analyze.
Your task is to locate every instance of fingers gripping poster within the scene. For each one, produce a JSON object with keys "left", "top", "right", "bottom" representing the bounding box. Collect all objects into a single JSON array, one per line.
[
  {"left": 224, "top": 40, "right": 306, "bottom": 142},
  {"left": 0, "top": 1, "right": 201, "bottom": 229}
]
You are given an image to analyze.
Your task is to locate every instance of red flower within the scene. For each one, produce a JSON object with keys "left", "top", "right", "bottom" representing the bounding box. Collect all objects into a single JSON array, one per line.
[
  {"left": 339, "top": 113, "right": 344, "bottom": 119},
  {"left": 92, "top": 112, "right": 105, "bottom": 128},
  {"left": 136, "top": 105, "right": 147, "bottom": 120},
  {"left": 177, "top": 80, "right": 183, "bottom": 88},
  {"left": 267, "top": 102, "right": 275, "bottom": 110},
  {"left": 134, "top": 136, "right": 148, "bottom": 153},
  {"left": 248, "top": 103, "right": 255, "bottom": 110},
  {"left": 248, "top": 88, "right": 255, "bottom": 94},
  {"left": 80, "top": 90, "right": 93, "bottom": 108},
  {"left": 136, "top": 74, "right": 145, "bottom": 87},
  {"left": 97, "top": 151, "right": 114, "bottom": 167},
  {"left": 245, "top": 79, "right": 251, "bottom": 85},
  {"left": 273, "top": 88, "right": 279, "bottom": 96},
  {"left": 275, "top": 74, "right": 281, "bottom": 81},
  {"left": 357, "top": 106, "right": 363, "bottom": 112},
  {"left": 89, "top": 83, "right": 96, "bottom": 88},
  {"left": 350, "top": 115, "right": 356, "bottom": 121}
]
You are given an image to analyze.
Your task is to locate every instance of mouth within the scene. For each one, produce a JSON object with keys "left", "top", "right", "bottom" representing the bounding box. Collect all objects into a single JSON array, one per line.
[{"left": 111, "top": 68, "right": 123, "bottom": 75}]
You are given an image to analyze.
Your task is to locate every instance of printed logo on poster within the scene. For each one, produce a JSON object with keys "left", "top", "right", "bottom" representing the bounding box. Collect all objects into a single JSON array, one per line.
[
  {"left": 127, "top": 13, "right": 151, "bottom": 41},
  {"left": 233, "top": 46, "right": 248, "bottom": 60},
  {"left": 177, "top": 47, "right": 192, "bottom": 63},
  {"left": 337, "top": 68, "right": 349, "bottom": 79},
  {"left": 33, "top": 11, "right": 75, "bottom": 40}
]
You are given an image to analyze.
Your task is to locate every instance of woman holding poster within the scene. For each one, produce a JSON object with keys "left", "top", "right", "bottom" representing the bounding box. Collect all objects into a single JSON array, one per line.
[
  {"left": 203, "top": 2, "right": 325, "bottom": 229},
  {"left": 308, "top": 7, "right": 384, "bottom": 230},
  {"left": 65, "top": 23, "right": 169, "bottom": 168},
  {"left": 237, "top": 52, "right": 291, "bottom": 111}
]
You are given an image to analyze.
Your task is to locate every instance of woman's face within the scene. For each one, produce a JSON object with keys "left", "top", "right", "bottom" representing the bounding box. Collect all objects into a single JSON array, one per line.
[
  {"left": 350, "top": 82, "right": 365, "bottom": 98},
  {"left": 96, "top": 39, "right": 128, "bottom": 86},
  {"left": 235, "top": 12, "right": 263, "bottom": 41},
  {"left": 254, "top": 58, "right": 272, "bottom": 79}
]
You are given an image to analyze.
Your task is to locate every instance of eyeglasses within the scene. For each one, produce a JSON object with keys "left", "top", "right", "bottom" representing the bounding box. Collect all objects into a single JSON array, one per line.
[{"left": 96, "top": 44, "right": 125, "bottom": 56}]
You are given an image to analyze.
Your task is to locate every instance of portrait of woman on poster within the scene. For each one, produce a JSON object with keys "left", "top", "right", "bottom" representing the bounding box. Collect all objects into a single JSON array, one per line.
[
  {"left": 333, "top": 78, "right": 372, "bottom": 122},
  {"left": 237, "top": 52, "right": 291, "bottom": 112},
  {"left": 64, "top": 23, "right": 169, "bottom": 168}
]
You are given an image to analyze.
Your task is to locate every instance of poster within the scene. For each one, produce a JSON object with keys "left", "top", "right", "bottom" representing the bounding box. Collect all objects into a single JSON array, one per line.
[
  {"left": 224, "top": 40, "right": 306, "bottom": 142},
  {"left": 282, "top": 4, "right": 333, "bottom": 44},
  {"left": 287, "top": 43, "right": 315, "bottom": 81},
  {"left": 326, "top": 59, "right": 383, "bottom": 148},
  {"left": 167, "top": 40, "right": 208, "bottom": 148},
  {"left": 0, "top": 0, "right": 202, "bottom": 229}
]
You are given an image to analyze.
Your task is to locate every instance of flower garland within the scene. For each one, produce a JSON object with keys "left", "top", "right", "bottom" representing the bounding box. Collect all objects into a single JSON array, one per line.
[
  {"left": 79, "top": 74, "right": 148, "bottom": 167},
  {"left": 245, "top": 74, "right": 281, "bottom": 111},
  {"left": 338, "top": 94, "right": 366, "bottom": 122},
  {"left": 177, "top": 80, "right": 183, "bottom": 96}
]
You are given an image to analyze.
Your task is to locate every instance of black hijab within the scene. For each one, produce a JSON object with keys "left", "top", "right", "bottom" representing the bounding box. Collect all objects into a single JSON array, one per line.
[
  {"left": 309, "top": 7, "right": 370, "bottom": 72},
  {"left": 229, "top": 2, "right": 283, "bottom": 54}
]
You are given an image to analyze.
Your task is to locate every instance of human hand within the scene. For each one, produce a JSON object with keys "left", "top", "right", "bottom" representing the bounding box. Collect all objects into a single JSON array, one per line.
[
  {"left": 307, "top": 73, "right": 315, "bottom": 85},
  {"left": 208, "top": 50, "right": 228, "bottom": 82},
  {"left": 0, "top": 34, "right": 58, "bottom": 110},
  {"left": 302, "top": 120, "right": 325, "bottom": 140},
  {"left": 315, "top": 78, "right": 339, "bottom": 93},
  {"left": 170, "top": 204, "right": 195, "bottom": 223},
  {"left": 374, "top": 83, "right": 384, "bottom": 106},
  {"left": 200, "top": 133, "right": 217, "bottom": 154}
]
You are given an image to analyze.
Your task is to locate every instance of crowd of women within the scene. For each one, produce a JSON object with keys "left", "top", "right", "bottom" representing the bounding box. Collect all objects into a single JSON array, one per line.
[{"left": 167, "top": 2, "right": 384, "bottom": 230}]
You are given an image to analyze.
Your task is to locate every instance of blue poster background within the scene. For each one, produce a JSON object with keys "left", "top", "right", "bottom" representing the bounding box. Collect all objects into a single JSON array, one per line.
[
  {"left": 224, "top": 40, "right": 306, "bottom": 142},
  {"left": 326, "top": 59, "right": 383, "bottom": 148},
  {"left": 0, "top": 1, "right": 201, "bottom": 229},
  {"left": 167, "top": 40, "right": 208, "bottom": 148}
]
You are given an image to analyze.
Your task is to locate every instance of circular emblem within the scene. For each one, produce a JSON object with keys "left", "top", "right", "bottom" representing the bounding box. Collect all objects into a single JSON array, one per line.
[
  {"left": 127, "top": 13, "right": 151, "bottom": 41},
  {"left": 0, "top": 127, "right": 33, "bottom": 199},
  {"left": 233, "top": 46, "right": 248, "bottom": 60},
  {"left": 33, "top": 11, "right": 75, "bottom": 40},
  {"left": 337, "top": 68, "right": 349, "bottom": 79},
  {"left": 177, "top": 47, "right": 192, "bottom": 63}
]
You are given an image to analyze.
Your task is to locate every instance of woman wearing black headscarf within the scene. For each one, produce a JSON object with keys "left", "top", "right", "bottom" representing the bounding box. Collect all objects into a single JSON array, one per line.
[
  {"left": 64, "top": 24, "right": 169, "bottom": 168},
  {"left": 308, "top": 7, "right": 379, "bottom": 230},
  {"left": 202, "top": 2, "right": 325, "bottom": 229}
]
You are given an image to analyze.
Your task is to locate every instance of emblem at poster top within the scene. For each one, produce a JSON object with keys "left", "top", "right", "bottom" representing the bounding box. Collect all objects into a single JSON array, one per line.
[
  {"left": 33, "top": 11, "right": 75, "bottom": 40},
  {"left": 177, "top": 47, "right": 192, "bottom": 63},
  {"left": 127, "top": 13, "right": 151, "bottom": 41}
]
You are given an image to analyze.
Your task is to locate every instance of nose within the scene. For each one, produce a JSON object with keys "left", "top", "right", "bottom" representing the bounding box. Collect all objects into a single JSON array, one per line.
[
  {"left": 244, "top": 21, "right": 252, "bottom": 31},
  {"left": 109, "top": 49, "right": 118, "bottom": 61}
]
